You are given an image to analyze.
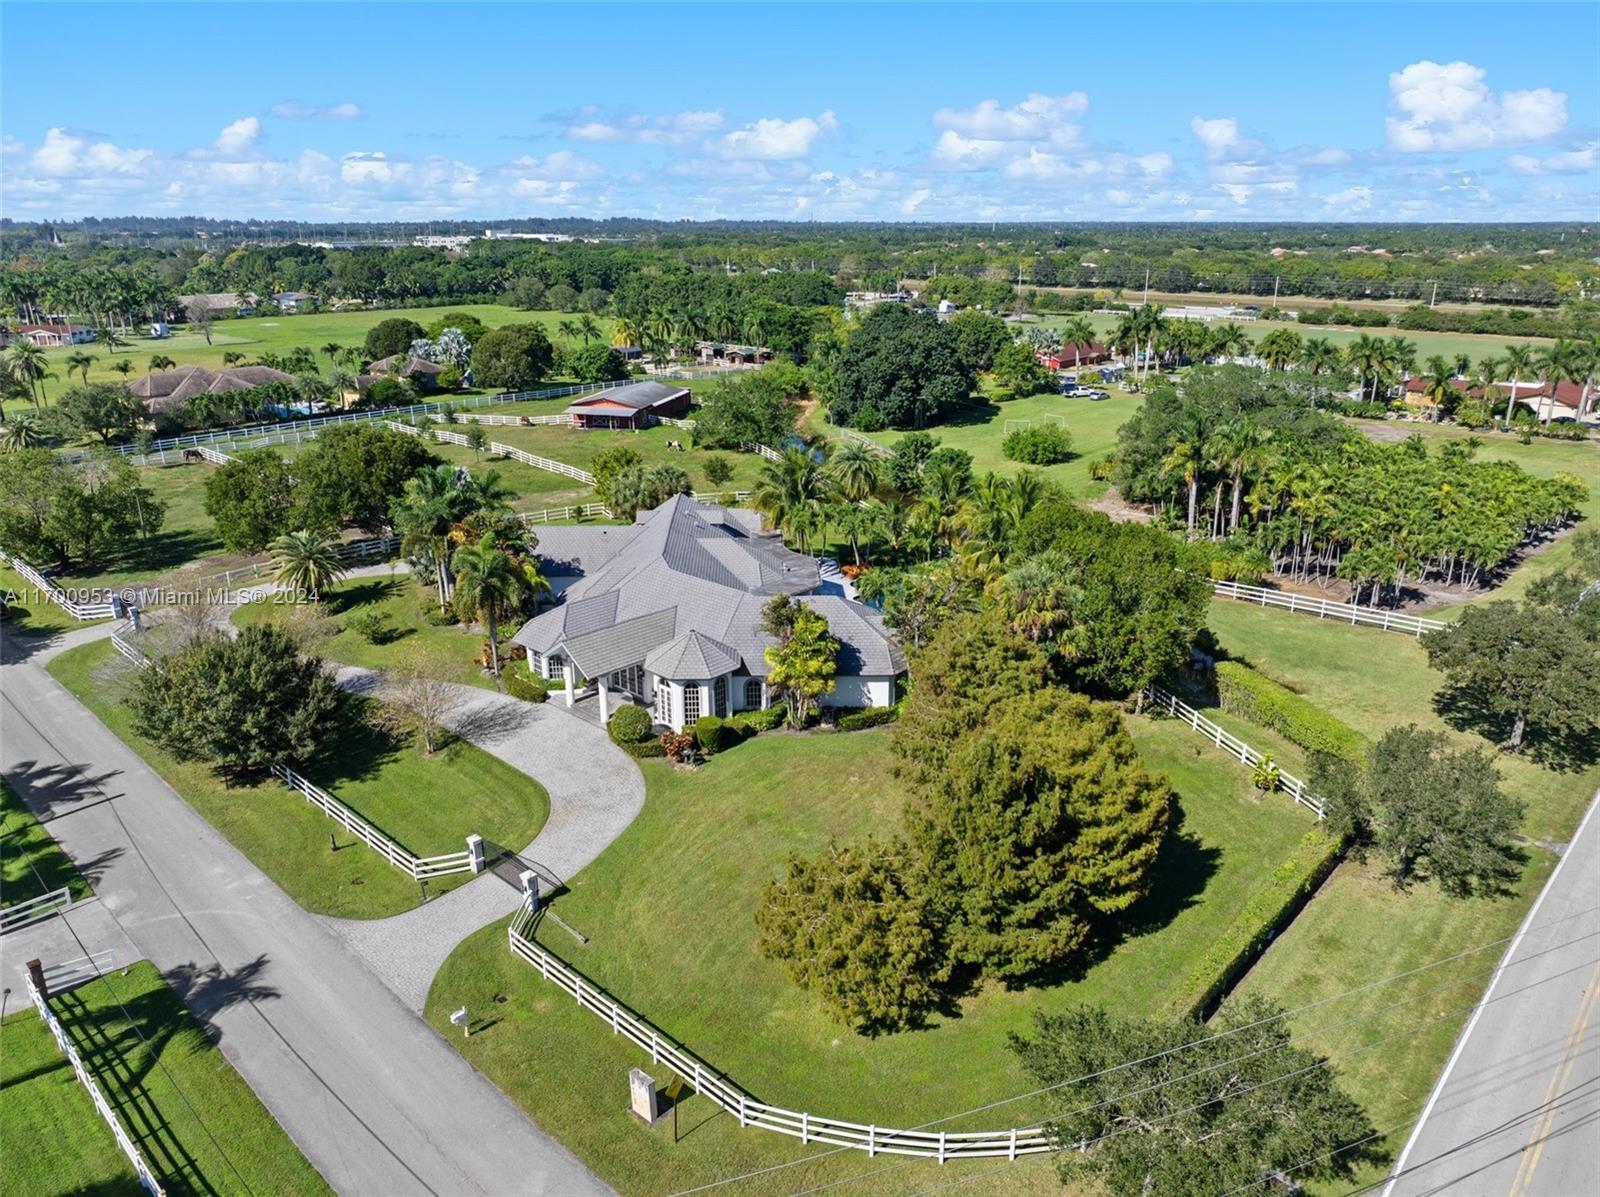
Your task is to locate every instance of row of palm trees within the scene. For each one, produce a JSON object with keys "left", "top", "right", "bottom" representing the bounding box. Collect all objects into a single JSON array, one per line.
[{"left": 611, "top": 302, "right": 767, "bottom": 370}]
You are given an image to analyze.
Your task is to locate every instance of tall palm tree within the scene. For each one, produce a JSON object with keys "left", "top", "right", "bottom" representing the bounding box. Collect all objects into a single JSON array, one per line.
[
  {"left": 6, "top": 341, "right": 53, "bottom": 410},
  {"left": 2, "top": 412, "right": 44, "bottom": 451},
  {"left": 321, "top": 342, "right": 344, "bottom": 366},
  {"left": 95, "top": 327, "right": 125, "bottom": 355},
  {"left": 451, "top": 532, "right": 531, "bottom": 681},
  {"left": 558, "top": 318, "right": 581, "bottom": 345},
  {"left": 1060, "top": 315, "right": 1095, "bottom": 369},
  {"left": 64, "top": 351, "right": 97, "bottom": 385},
  {"left": 576, "top": 314, "right": 602, "bottom": 344},
  {"left": 829, "top": 440, "right": 880, "bottom": 501},
  {"left": 752, "top": 447, "right": 834, "bottom": 547},
  {"left": 1534, "top": 339, "right": 1576, "bottom": 425},
  {"left": 612, "top": 313, "right": 642, "bottom": 350},
  {"left": 110, "top": 359, "right": 134, "bottom": 380},
  {"left": 1345, "top": 334, "right": 1388, "bottom": 404},
  {"left": 1161, "top": 425, "right": 1204, "bottom": 536},
  {"left": 1418, "top": 357, "right": 1457, "bottom": 423},
  {"left": 1501, "top": 343, "right": 1535, "bottom": 425},
  {"left": 269, "top": 529, "right": 347, "bottom": 601}
]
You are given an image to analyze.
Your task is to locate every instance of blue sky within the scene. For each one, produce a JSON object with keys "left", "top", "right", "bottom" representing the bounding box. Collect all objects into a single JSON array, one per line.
[{"left": 3, "top": 2, "right": 1597, "bottom": 222}]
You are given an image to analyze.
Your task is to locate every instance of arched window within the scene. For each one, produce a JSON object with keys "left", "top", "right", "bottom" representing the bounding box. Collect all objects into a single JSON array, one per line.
[
  {"left": 744, "top": 678, "right": 763, "bottom": 710},
  {"left": 713, "top": 675, "right": 728, "bottom": 718}
]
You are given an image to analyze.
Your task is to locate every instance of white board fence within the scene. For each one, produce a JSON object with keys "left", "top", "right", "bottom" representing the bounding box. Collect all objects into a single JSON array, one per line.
[
  {"left": 26, "top": 974, "right": 168, "bottom": 1195},
  {"left": 0, "top": 549, "right": 118, "bottom": 620},
  {"left": 1211, "top": 581, "right": 1447, "bottom": 638},
  {"left": 383, "top": 421, "right": 597, "bottom": 485},
  {"left": 1143, "top": 684, "right": 1327, "bottom": 818},
  {"left": 1, "top": 885, "right": 77, "bottom": 935},
  {"left": 507, "top": 904, "right": 1053, "bottom": 1161}
]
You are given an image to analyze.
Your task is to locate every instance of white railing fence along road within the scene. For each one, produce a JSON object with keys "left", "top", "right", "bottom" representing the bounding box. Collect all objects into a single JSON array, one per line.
[
  {"left": 0, "top": 550, "right": 118, "bottom": 620},
  {"left": 1211, "top": 580, "right": 1447, "bottom": 638},
  {"left": 383, "top": 421, "right": 597, "bottom": 485},
  {"left": 1143, "top": 684, "right": 1327, "bottom": 817},
  {"left": 1, "top": 886, "right": 77, "bottom": 934},
  {"left": 25, "top": 974, "right": 168, "bottom": 1195},
  {"left": 506, "top": 903, "right": 1052, "bottom": 1161}
]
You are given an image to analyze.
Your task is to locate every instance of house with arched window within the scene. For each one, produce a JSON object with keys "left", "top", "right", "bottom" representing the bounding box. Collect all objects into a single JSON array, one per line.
[{"left": 511, "top": 496, "right": 903, "bottom": 731}]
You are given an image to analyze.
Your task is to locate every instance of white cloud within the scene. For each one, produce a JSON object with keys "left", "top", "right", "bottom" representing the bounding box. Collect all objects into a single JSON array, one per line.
[
  {"left": 900, "top": 187, "right": 931, "bottom": 214},
  {"left": 1320, "top": 185, "right": 1375, "bottom": 212},
  {"left": 30, "top": 127, "right": 152, "bottom": 176},
  {"left": 933, "top": 92, "right": 1087, "bottom": 142},
  {"left": 568, "top": 108, "right": 724, "bottom": 145},
  {"left": 272, "top": 101, "right": 363, "bottom": 121},
  {"left": 1191, "top": 116, "right": 1241, "bottom": 158},
  {"left": 717, "top": 110, "right": 836, "bottom": 160},
  {"left": 1387, "top": 61, "right": 1566, "bottom": 151},
  {"left": 506, "top": 150, "right": 603, "bottom": 180},
  {"left": 1507, "top": 141, "right": 1600, "bottom": 175},
  {"left": 341, "top": 151, "right": 405, "bottom": 185},
  {"left": 214, "top": 117, "right": 260, "bottom": 155}
]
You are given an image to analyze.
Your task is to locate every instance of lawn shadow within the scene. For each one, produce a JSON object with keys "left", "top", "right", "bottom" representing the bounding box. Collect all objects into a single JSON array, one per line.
[
  {"left": 98, "top": 529, "right": 222, "bottom": 582},
  {"left": 306, "top": 702, "right": 408, "bottom": 789},
  {"left": 326, "top": 577, "right": 405, "bottom": 615},
  {"left": 1432, "top": 683, "right": 1600, "bottom": 773}
]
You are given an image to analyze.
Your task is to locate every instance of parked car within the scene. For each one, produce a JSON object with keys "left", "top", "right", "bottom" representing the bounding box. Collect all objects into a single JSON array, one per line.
[{"left": 1060, "top": 384, "right": 1109, "bottom": 399}]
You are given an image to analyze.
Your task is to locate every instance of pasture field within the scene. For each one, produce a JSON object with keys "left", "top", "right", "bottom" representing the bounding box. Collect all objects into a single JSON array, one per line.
[
  {"left": 48, "top": 639, "right": 549, "bottom": 918},
  {"left": 426, "top": 720, "right": 1314, "bottom": 1194},
  {"left": 0, "top": 960, "right": 332, "bottom": 1197},
  {"left": 488, "top": 420, "right": 772, "bottom": 495}
]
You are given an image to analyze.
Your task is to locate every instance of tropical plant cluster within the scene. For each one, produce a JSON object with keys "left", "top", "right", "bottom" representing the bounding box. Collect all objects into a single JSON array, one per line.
[{"left": 1115, "top": 366, "right": 1588, "bottom": 603}]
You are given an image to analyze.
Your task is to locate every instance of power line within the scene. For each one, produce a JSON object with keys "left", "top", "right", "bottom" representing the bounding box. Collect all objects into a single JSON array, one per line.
[{"left": 670, "top": 904, "right": 1598, "bottom": 1196}]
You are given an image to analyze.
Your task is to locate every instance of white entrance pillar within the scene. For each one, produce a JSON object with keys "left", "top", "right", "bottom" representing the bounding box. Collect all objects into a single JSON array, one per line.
[
  {"left": 598, "top": 678, "right": 611, "bottom": 723},
  {"left": 564, "top": 661, "right": 575, "bottom": 708}
]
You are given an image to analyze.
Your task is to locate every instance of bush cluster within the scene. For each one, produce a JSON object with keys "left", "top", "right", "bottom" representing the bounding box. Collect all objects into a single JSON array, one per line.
[
  {"left": 1002, "top": 424, "right": 1074, "bottom": 465},
  {"left": 835, "top": 706, "right": 899, "bottom": 732},
  {"left": 1163, "top": 829, "right": 1345, "bottom": 1020},
  {"left": 607, "top": 704, "right": 653, "bottom": 745},
  {"left": 505, "top": 669, "right": 548, "bottom": 703},
  {"left": 1215, "top": 660, "right": 1367, "bottom": 762}
]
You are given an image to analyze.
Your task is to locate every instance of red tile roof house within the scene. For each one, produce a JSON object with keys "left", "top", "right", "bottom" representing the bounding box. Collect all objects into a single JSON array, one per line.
[
  {"left": 1036, "top": 341, "right": 1112, "bottom": 370},
  {"left": 565, "top": 381, "right": 692, "bottom": 430},
  {"left": 126, "top": 364, "right": 295, "bottom": 415},
  {"left": 16, "top": 323, "right": 96, "bottom": 346},
  {"left": 1401, "top": 376, "right": 1591, "bottom": 423}
]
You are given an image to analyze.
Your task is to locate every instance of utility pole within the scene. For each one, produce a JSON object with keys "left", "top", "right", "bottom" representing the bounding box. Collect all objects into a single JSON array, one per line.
[
  {"left": 1143, "top": 269, "right": 1150, "bottom": 307},
  {"left": 1272, "top": 275, "right": 1280, "bottom": 309},
  {"left": 1429, "top": 281, "right": 1438, "bottom": 309}
]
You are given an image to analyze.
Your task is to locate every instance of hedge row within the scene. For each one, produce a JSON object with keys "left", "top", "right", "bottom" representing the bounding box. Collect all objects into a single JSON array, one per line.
[
  {"left": 836, "top": 705, "right": 900, "bottom": 732},
  {"left": 1215, "top": 661, "right": 1366, "bottom": 762},
  {"left": 505, "top": 670, "right": 548, "bottom": 703},
  {"left": 1164, "top": 827, "right": 1346, "bottom": 1020}
]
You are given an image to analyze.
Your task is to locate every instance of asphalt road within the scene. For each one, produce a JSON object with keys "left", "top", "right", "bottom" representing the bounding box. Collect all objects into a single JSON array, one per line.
[
  {"left": 1384, "top": 790, "right": 1600, "bottom": 1197},
  {"left": 1, "top": 632, "right": 610, "bottom": 1197}
]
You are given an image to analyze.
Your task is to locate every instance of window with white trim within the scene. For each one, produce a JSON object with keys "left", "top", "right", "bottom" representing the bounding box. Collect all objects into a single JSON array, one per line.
[
  {"left": 683, "top": 683, "right": 701, "bottom": 724},
  {"left": 744, "top": 678, "right": 763, "bottom": 709},
  {"left": 545, "top": 653, "right": 566, "bottom": 681},
  {"left": 713, "top": 675, "right": 728, "bottom": 718}
]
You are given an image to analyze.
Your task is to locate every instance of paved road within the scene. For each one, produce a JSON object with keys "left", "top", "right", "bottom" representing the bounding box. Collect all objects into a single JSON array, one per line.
[
  {"left": 1384, "top": 790, "right": 1600, "bottom": 1197},
  {"left": 323, "top": 666, "right": 646, "bottom": 1011},
  {"left": 1, "top": 631, "right": 609, "bottom": 1196}
]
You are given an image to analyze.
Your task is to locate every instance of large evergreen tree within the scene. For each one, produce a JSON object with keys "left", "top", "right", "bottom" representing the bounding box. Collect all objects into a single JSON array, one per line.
[
  {"left": 204, "top": 448, "right": 298, "bottom": 552},
  {"left": 832, "top": 305, "right": 973, "bottom": 430}
]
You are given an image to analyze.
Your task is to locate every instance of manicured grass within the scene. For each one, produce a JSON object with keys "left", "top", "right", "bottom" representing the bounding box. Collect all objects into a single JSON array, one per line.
[
  {"left": 12, "top": 305, "right": 613, "bottom": 410},
  {"left": 233, "top": 573, "right": 503, "bottom": 691},
  {"left": 812, "top": 389, "right": 1145, "bottom": 499},
  {"left": 1205, "top": 598, "right": 1600, "bottom": 841},
  {"left": 4, "top": 960, "right": 332, "bottom": 1197},
  {"left": 1, "top": 1003, "right": 143, "bottom": 1197},
  {"left": 48, "top": 638, "right": 549, "bottom": 918},
  {"left": 2, "top": 777, "right": 91, "bottom": 908},
  {"left": 489, "top": 420, "right": 771, "bottom": 494},
  {"left": 0, "top": 563, "right": 109, "bottom": 636},
  {"left": 50, "top": 463, "right": 228, "bottom": 590},
  {"left": 426, "top": 720, "right": 1313, "bottom": 1193}
]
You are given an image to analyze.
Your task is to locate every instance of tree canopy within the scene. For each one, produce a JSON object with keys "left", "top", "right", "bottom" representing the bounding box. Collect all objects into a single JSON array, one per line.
[
  {"left": 470, "top": 323, "right": 555, "bottom": 391},
  {"left": 831, "top": 305, "right": 974, "bottom": 430}
]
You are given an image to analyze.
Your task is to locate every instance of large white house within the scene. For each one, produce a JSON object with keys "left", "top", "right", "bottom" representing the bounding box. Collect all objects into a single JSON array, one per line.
[{"left": 512, "top": 496, "right": 904, "bottom": 730}]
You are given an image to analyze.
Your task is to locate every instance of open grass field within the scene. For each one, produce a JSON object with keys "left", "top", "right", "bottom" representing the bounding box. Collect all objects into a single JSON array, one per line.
[
  {"left": 2, "top": 960, "right": 332, "bottom": 1197},
  {"left": 426, "top": 718, "right": 1314, "bottom": 1194},
  {"left": 232, "top": 573, "right": 505, "bottom": 691},
  {"left": 5, "top": 304, "right": 614, "bottom": 413},
  {"left": 2, "top": 776, "right": 91, "bottom": 908},
  {"left": 48, "top": 462, "right": 229, "bottom": 590},
  {"left": 1, "top": 562, "right": 110, "bottom": 636},
  {"left": 1038, "top": 311, "right": 1558, "bottom": 368},
  {"left": 48, "top": 638, "right": 549, "bottom": 918},
  {"left": 1203, "top": 595, "right": 1595, "bottom": 1190},
  {"left": 489, "top": 419, "right": 773, "bottom": 495}
]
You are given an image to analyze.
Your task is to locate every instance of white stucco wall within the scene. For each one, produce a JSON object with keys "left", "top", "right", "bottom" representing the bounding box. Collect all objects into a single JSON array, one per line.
[{"left": 821, "top": 675, "right": 895, "bottom": 709}]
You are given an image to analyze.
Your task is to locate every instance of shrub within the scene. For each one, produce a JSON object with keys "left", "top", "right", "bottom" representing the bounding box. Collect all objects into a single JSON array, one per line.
[
  {"left": 731, "top": 703, "right": 786, "bottom": 733},
  {"left": 1163, "top": 829, "right": 1344, "bottom": 1019},
  {"left": 660, "top": 731, "right": 698, "bottom": 763},
  {"left": 505, "top": 669, "right": 548, "bottom": 703},
  {"left": 608, "top": 704, "right": 654, "bottom": 746},
  {"left": 1251, "top": 755, "right": 1281, "bottom": 792},
  {"left": 1002, "top": 424, "right": 1074, "bottom": 465},
  {"left": 345, "top": 610, "right": 397, "bottom": 645},
  {"left": 1215, "top": 661, "right": 1367, "bottom": 762},
  {"left": 421, "top": 603, "right": 457, "bottom": 627},
  {"left": 623, "top": 739, "right": 667, "bottom": 759},
  {"left": 693, "top": 714, "right": 735, "bottom": 755},
  {"left": 837, "top": 706, "right": 899, "bottom": 732}
]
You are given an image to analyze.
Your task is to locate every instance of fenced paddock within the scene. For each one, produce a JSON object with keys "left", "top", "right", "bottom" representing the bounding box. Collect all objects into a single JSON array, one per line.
[
  {"left": 383, "top": 420, "right": 597, "bottom": 485},
  {"left": 1211, "top": 580, "right": 1447, "bottom": 638},
  {"left": 25, "top": 974, "right": 167, "bottom": 1196},
  {"left": 507, "top": 903, "right": 1053, "bottom": 1161},
  {"left": 1143, "top": 684, "right": 1327, "bottom": 818},
  {"left": 1003, "top": 415, "right": 1067, "bottom": 435},
  {"left": 0, "top": 550, "right": 118, "bottom": 620}
]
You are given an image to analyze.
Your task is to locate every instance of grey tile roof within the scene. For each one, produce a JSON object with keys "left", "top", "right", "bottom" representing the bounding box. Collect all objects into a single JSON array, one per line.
[
  {"left": 510, "top": 497, "right": 902, "bottom": 683},
  {"left": 644, "top": 630, "right": 742, "bottom": 681},
  {"left": 563, "top": 608, "right": 678, "bottom": 679}
]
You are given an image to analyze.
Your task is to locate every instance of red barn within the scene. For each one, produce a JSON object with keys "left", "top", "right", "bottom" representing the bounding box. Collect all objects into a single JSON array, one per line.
[{"left": 566, "top": 381, "right": 692, "bottom": 430}]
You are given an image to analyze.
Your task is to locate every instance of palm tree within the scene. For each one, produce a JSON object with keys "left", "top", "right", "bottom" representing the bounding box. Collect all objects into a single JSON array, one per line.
[
  {"left": 1002, "top": 552, "right": 1081, "bottom": 647},
  {"left": 110, "top": 359, "right": 134, "bottom": 380},
  {"left": 1418, "top": 357, "right": 1457, "bottom": 423},
  {"left": 752, "top": 447, "right": 834, "bottom": 547},
  {"left": 95, "top": 327, "right": 125, "bottom": 355},
  {"left": 1256, "top": 328, "right": 1302, "bottom": 372},
  {"left": 2, "top": 412, "right": 44, "bottom": 451},
  {"left": 1345, "top": 334, "right": 1388, "bottom": 404},
  {"left": 558, "top": 318, "right": 581, "bottom": 345},
  {"left": 321, "top": 342, "right": 344, "bottom": 366},
  {"left": 1501, "top": 343, "right": 1535, "bottom": 425},
  {"left": 612, "top": 313, "right": 642, "bottom": 350},
  {"left": 148, "top": 354, "right": 176, "bottom": 374},
  {"left": 1299, "top": 338, "right": 1340, "bottom": 377},
  {"left": 222, "top": 351, "right": 246, "bottom": 368},
  {"left": 576, "top": 315, "right": 602, "bottom": 344},
  {"left": 6, "top": 341, "right": 53, "bottom": 410},
  {"left": 829, "top": 441, "right": 880, "bottom": 501},
  {"left": 269, "top": 529, "right": 347, "bottom": 601},
  {"left": 1060, "top": 315, "right": 1095, "bottom": 369},
  {"left": 451, "top": 532, "right": 531, "bottom": 681},
  {"left": 1161, "top": 425, "right": 1204, "bottom": 536},
  {"left": 64, "top": 351, "right": 96, "bottom": 385},
  {"left": 1534, "top": 340, "right": 1576, "bottom": 425}
]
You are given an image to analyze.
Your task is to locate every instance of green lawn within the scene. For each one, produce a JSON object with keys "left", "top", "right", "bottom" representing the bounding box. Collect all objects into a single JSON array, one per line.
[
  {"left": 489, "top": 420, "right": 772, "bottom": 495},
  {"left": 811, "top": 389, "right": 1145, "bottom": 499},
  {"left": 48, "top": 638, "right": 549, "bottom": 918},
  {"left": 8, "top": 305, "right": 614, "bottom": 412},
  {"left": 2, "top": 960, "right": 332, "bottom": 1197},
  {"left": 2, "top": 777, "right": 91, "bottom": 908},
  {"left": 426, "top": 720, "right": 1314, "bottom": 1194},
  {"left": 1, "top": 562, "right": 110, "bottom": 636},
  {"left": 233, "top": 573, "right": 503, "bottom": 691},
  {"left": 50, "top": 463, "right": 229, "bottom": 590}
]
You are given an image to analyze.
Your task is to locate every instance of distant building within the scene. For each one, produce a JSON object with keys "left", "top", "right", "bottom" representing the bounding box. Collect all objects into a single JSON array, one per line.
[
  {"left": 126, "top": 364, "right": 294, "bottom": 414},
  {"left": 565, "top": 380, "right": 691, "bottom": 430},
  {"left": 693, "top": 341, "right": 772, "bottom": 366},
  {"left": 1037, "top": 342, "right": 1112, "bottom": 370},
  {"left": 271, "top": 292, "right": 317, "bottom": 313},
  {"left": 179, "top": 292, "right": 257, "bottom": 317},
  {"left": 413, "top": 234, "right": 476, "bottom": 250},
  {"left": 14, "top": 323, "right": 94, "bottom": 346},
  {"left": 149, "top": 322, "right": 170, "bottom": 338},
  {"left": 355, "top": 355, "right": 446, "bottom": 395}
]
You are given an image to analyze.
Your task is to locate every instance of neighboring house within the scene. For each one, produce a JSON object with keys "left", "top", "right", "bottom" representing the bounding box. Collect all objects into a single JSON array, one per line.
[
  {"left": 565, "top": 380, "right": 691, "bottom": 430},
  {"left": 1037, "top": 341, "right": 1112, "bottom": 370},
  {"left": 178, "top": 292, "right": 257, "bottom": 317},
  {"left": 694, "top": 341, "right": 773, "bottom": 366},
  {"left": 1495, "top": 379, "right": 1590, "bottom": 423},
  {"left": 272, "top": 292, "right": 316, "bottom": 313},
  {"left": 361, "top": 354, "right": 446, "bottom": 393},
  {"left": 14, "top": 323, "right": 95, "bottom": 346},
  {"left": 512, "top": 496, "right": 904, "bottom": 731},
  {"left": 126, "top": 364, "right": 294, "bottom": 414}
]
